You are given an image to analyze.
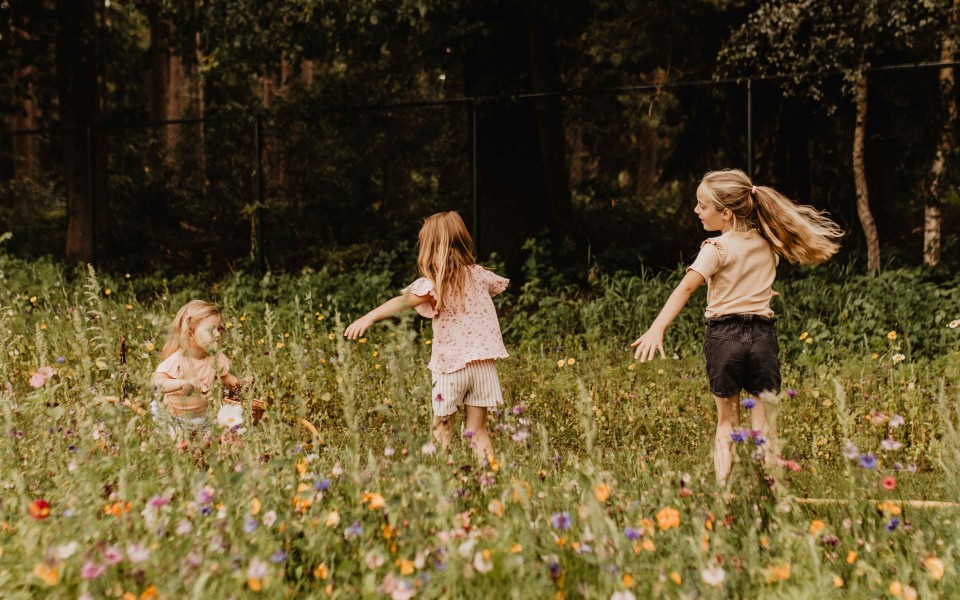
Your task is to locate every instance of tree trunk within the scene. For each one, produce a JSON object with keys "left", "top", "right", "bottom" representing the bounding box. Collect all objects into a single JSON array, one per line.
[
  {"left": 924, "top": 3, "right": 958, "bottom": 267},
  {"left": 852, "top": 72, "right": 880, "bottom": 270},
  {"left": 57, "top": 0, "right": 108, "bottom": 264},
  {"left": 11, "top": 66, "right": 39, "bottom": 180},
  {"left": 147, "top": 7, "right": 169, "bottom": 124}
]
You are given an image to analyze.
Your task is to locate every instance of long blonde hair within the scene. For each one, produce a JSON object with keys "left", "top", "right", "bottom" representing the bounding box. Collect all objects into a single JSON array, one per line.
[
  {"left": 417, "top": 212, "right": 475, "bottom": 313},
  {"left": 698, "top": 169, "right": 844, "bottom": 265},
  {"left": 161, "top": 300, "right": 221, "bottom": 359}
]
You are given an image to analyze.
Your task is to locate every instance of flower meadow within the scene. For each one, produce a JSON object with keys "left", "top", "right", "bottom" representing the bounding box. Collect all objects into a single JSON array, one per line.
[{"left": 1, "top": 255, "right": 960, "bottom": 599}]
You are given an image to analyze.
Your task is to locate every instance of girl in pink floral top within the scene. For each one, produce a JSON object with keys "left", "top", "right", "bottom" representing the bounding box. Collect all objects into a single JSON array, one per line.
[{"left": 345, "top": 212, "right": 509, "bottom": 462}]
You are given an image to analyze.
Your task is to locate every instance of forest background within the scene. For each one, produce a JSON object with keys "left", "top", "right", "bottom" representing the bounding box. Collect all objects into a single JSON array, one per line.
[{"left": 1, "top": 0, "right": 959, "bottom": 279}]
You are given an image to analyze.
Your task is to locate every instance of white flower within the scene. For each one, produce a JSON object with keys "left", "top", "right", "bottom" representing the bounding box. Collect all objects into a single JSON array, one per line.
[
  {"left": 175, "top": 519, "right": 193, "bottom": 536},
  {"left": 216, "top": 403, "right": 244, "bottom": 428},
  {"left": 842, "top": 440, "right": 859, "bottom": 460},
  {"left": 458, "top": 538, "right": 477, "bottom": 558},
  {"left": 701, "top": 566, "right": 726, "bottom": 587},
  {"left": 421, "top": 442, "right": 437, "bottom": 455},
  {"left": 473, "top": 550, "right": 493, "bottom": 573},
  {"left": 332, "top": 463, "right": 344, "bottom": 476},
  {"left": 948, "top": 319, "right": 959, "bottom": 329},
  {"left": 263, "top": 510, "right": 277, "bottom": 527},
  {"left": 384, "top": 446, "right": 395, "bottom": 457},
  {"left": 890, "top": 414, "right": 905, "bottom": 428},
  {"left": 126, "top": 543, "right": 150, "bottom": 563},
  {"left": 247, "top": 558, "right": 268, "bottom": 580},
  {"left": 611, "top": 592, "right": 636, "bottom": 600},
  {"left": 56, "top": 541, "right": 79, "bottom": 559},
  {"left": 892, "top": 353, "right": 906, "bottom": 364},
  {"left": 881, "top": 438, "right": 902, "bottom": 452}
]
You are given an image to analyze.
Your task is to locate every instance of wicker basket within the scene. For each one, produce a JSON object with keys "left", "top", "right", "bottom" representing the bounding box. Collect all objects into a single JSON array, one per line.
[{"left": 222, "top": 397, "right": 267, "bottom": 425}]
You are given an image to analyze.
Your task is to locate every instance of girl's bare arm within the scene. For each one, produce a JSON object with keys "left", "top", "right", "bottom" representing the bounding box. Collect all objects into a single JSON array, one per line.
[
  {"left": 631, "top": 270, "right": 705, "bottom": 362},
  {"left": 345, "top": 292, "right": 432, "bottom": 339}
]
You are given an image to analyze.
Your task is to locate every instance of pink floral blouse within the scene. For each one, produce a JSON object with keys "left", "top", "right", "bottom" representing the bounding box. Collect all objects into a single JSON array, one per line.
[{"left": 404, "top": 265, "right": 509, "bottom": 373}]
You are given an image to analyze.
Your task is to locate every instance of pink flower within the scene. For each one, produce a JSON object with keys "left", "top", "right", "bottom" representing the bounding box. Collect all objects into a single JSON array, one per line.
[
  {"left": 103, "top": 546, "right": 123, "bottom": 565},
  {"left": 81, "top": 562, "right": 106, "bottom": 580},
  {"left": 29, "top": 372, "right": 47, "bottom": 388},
  {"left": 882, "top": 477, "right": 897, "bottom": 491},
  {"left": 127, "top": 543, "right": 151, "bottom": 563}
]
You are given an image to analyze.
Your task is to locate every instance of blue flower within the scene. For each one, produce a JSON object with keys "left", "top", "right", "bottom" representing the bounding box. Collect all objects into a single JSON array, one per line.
[
  {"left": 243, "top": 516, "right": 258, "bottom": 533},
  {"left": 740, "top": 398, "right": 756, "bottom": 409},
  {"left": 624, "top": 527, "right": 641, "bottom": 541},
  {"left": 886, "top": 518, "right": 900, "bottom": 532},
  {"left": 270, "top": 550, "right": 287, "bottom": 563},
  {"left": 551, "top": 512, "right": 571, "bottom": 531},
  {"left": 315, "top": 478, "right": 331, "bottom": 491},
  {"left": 56, "top": 356, "right": 65, "bottom": 364},
  {"left": 858, "top": 453, "right": 878, "bottom": 469},
  {"left": 345, "top": 521, "right": 363, "bottom": 538},
  {"left": 730, "top": 430, "right": 747, "bottom": 443}
]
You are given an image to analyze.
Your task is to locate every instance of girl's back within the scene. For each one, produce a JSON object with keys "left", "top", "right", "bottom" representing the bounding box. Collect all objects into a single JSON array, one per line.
[{"left": 692, "top": 229, "right": 778, "bottom": 319}]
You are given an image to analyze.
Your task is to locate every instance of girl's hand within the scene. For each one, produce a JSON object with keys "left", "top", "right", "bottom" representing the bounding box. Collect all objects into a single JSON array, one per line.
[
  {"left": 631, "top": 328, "right": 666, "bottom": 362},
  {"left": 179, "top": 379, "right": 195, "bottom": 396},
  {"left": 345, "top": 316, "right": 375, "bottom": 340}
]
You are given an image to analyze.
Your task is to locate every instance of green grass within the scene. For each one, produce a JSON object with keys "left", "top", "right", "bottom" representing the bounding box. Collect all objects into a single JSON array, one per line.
[{"left": 0, "top": 255, "right": 958, "bottom": 598}]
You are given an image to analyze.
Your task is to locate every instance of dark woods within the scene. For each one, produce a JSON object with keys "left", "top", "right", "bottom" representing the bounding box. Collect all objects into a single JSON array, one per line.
[{"left": 0, "top": 0, "right": 958, "bottom": 276}]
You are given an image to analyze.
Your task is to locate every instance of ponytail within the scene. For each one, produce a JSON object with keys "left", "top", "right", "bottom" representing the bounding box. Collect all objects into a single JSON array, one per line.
[{"left": 699, "top": 169, "right": 844, "bottom": 266}]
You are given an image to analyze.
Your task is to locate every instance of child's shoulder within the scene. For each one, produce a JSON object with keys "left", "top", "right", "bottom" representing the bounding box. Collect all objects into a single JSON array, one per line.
[{"left": 155, "top": 350, "right": 183, "bottom": 374}]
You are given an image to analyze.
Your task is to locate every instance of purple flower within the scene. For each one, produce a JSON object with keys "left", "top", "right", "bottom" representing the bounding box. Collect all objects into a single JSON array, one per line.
[
  {"left": 269, "top": 550, "right": 287, "bottom": 563},
  {"left": 511, "top": 430, "right": 530, "bottom": 442},
  {"left": 624, "top": 527, "right": 641, "bottom": 541},
  {"left": 730, "top": 430, "right": 747, "bottom": 443},
  {"left": 463, "top": 430, "right": 475, "bottom": 439},
  {"left": 821, "top": 535, "right": 840, "bottom": 547},
  {"left": 512, "top": 405, "right": 524, "bottom": 416},
  {"left": 148, "top": 495, "right": 171, "bottom": 509},
  {"left": 243, "top": 516, "right": 258, "bottom": 533},
  {"left": 549, "top": 561, "right": 561, "bottom": 580},
  {"left": 881, "top": 438, "right": 901, "bottom": 452},
  {"left": 741, "top": 398, "right": 756, "bottom": 409},
  {"left": 858, "top": 453, "right": 877, "bottom": 469},
  {"left": 550, "top": 512, "right": 571, "bottom": 531},
  {"left": 842, "top": 441, "right": 859, "bottom": 460},
  {"left": 345, "top": 521, "right": 363, "bottom": 539},
  {"left": 886, "top": 518, "right": 900, "bottom": 532},
  {"left": 315, "top": 478, "right": 331, "bottom": 491},
  {"left": 893, "top": 462, "right": 904, "bottom": 471},
  {"left": 907, "top": 463, "right": 917, "bottom": 474},
  {"left": 786, "top": 389, "right": 797, "bottom": 398},
  {"left": 890, "top": 414, "right": 905, "bottom": 428},
  {"left": 195, "top": 486, "right": 215, "bottom": 504}
]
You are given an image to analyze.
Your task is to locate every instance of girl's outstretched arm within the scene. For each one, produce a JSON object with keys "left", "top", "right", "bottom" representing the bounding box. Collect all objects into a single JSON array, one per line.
[
  {"left": 631, "top": 270, "right": 705, "bottom": 362},
  {"left": 345, "top": 292, "right": 432, "bottom": 339}
]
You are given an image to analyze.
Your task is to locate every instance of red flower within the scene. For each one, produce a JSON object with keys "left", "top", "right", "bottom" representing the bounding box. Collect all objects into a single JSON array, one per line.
[
  {"left": 882, "top": 477, "right": 896, "bottom": 491},
  {"left": 28, "top": 499, "right": 51, "bottom": 520}
]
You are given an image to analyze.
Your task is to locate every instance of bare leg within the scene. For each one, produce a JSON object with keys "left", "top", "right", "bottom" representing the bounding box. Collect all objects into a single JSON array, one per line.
[
  {"left": 464, "top": 406, "right": 494, "bottom": 463},
  {"left": 714, "top": 394, "right": 741, "bottom": 487},
  {"left": 432, "top": 413, "right": 456, "bottom": 453},
  {"left": 750, "top": 395, "right": 779, "bottom": 467}
]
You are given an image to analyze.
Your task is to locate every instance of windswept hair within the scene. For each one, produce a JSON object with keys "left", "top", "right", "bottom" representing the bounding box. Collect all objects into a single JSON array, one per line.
[
  {"left": 698, "top": 169, "right": 844, "bottom": 265},
  {"left": 417, "top": 212, "right": 475, "bottom": 313},
  {"left": 161, "top": 300, "right": 221, "bottom": 359}
]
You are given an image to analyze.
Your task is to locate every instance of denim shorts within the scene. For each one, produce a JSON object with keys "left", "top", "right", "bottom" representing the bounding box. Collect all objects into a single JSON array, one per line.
[{"left": 703, "top": 314, "right": 781, "bottom": 397}]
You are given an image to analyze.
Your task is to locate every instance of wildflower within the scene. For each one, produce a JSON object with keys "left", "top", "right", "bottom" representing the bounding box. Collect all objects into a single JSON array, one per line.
[
  {"left": 890, "top": 581, "right": 903, "bottom": 596},
  {"left": 243, "top": 516, "right": 258, "bottom": 533},
  {"left": 886, "top": 517, "right": 900, "bottom": 532},
  {"left": 810, "top": 520, "right": 826, "bottom": 536},
  {"left": 421, "top": 442, "right": 437, "bottom": 455},
  {"left": 363, "top": 492, "right": 385, "bottom": 511},
  {"left": 949, "top": 319, "right": 959, "bottom": 329},
  {"left": 887, "top": 331, "right": 897, "bottom": 340},
  {"left": 877, "top": 501, "right": 901, "bottom": 516},
  {"left": 881, "top": 438, "right": 901, "bottom": 452},
  {"left": 656, "top": 507, "right": 680, "bottom": 531},
  {"left": 701, "top": 566, "right": 726, "bottom": 587},
  {"left": 473, "top": 549, "right": 494, "bottom": 573},
  {"left": 924, "top": 556, "right": 945, "bottom": 581},
  {"left": 551, "top": 512, "right": 572, "bottom": 531},
  {"left": 315, "top": 478, "right": 331, "bottom": 491},
  {"left": 127, "top": 543, "right": 150, "bottom": 563},
  {"left": 833, "top": 575, "right": 844, "bottom": 587},
  {"left": 250, "top": 497, "right": 262, "bottom": 515},
  {"left": 740, "top": 398, "right": 756, "bottom": 409},
  {"left": 488, "top": 499, "right": 504, "bottom": 517},
  {"left": 842, "top": 441, "right": 859, "bottom": 460},
  {"left": 786, "top": 389, "right": 797, "bottom": 398},
  {"left": 611, "top": 592, "right": 636, "bottom": 600},
  {"left": 512, "top": 429, "right": 530, "bottom": 442},
  {"left": 892, "top": 353, "right": 905, "bottom": 364},
  {"left": 799, "top": 331, "right": 808, "bottom": 340},
  {"left": 247, "top": 558, "right": 268, "bottom": 590},
  {"left": 345, "top": 521, "right": 363, "bottom": 539},
  {"left": 384, "top": 446, "right": 395, "bottom": 457},
  {"left": 145, "top": 342, "right": 155, "bottom": 352},
  {"left": 195, "top": 485, "right": 215, "bottom": 505},
  {"left": 764, "top": 563, "right": 791, "bottom": 583},
  {"left": 777, "top": 456, "right": 801, "bottom": 471},
  {"left": 216, "top": 404, "right": 243, "bottom": 428},
  {"left": 567, "top": 357, "right": 576, "bottom": 365},
  {"left": 314, "top": 563, "right": 329, "bottom": 579},
  {"left": 890, "top": 414, "right": 905, "bottom": 428},
  {"left": 557, "top": 359, "right": 565, "bottom": 368},
  {"left": 103, "top": 545, "right": 124, "bottom": 565},
  {"left": 593, "top": 483, "right": 611, "bottom": 503},
  {"left": 463, "top": 430, "right": 475, "bottom": 439},
  {"left": 140, "top": 586, "right": 160, "bottom": 600},
  {"left": 29, "top": 499, "right": 51, "bottom": 520},
  {"left": 882, "top": 477, "right": 897, "bottom": 491},
  {"left": 81, "top": 562, "right": 106, "bottom": 580},
  {"left": 32, "top": 563, "right": 59, "bottom": 586},
  {"left": 670, "top": 571, "right": 682, "bottom": 585},
  {"left": 263, "top": 511, "right": 277, "bottom": 527},
  {"left": 730, "top": 430, "right": 747, "bottom": 443},
  {"left": 858, "top": 453, "right": 878, "bottom": 469},
  {"left": 325, "top": 510, "right": 340, "bottom": 528},
  {"left": 270, "top": 550, "right": 287, "bottom": 563},
  {"left": 624, "top": 527, "right": 641, "bottom": 541},
  {"left": 56, "top": 542, "right": 79, "bottom": 559},
  {"left": 175, "top": 520, "right": 192, "bottom": 535}
]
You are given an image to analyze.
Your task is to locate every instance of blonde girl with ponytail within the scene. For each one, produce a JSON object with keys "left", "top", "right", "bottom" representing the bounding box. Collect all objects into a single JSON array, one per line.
[
  {"left": 151, "top": 300, "right": 247, "bottom": 442},
  {"left": 346, "top": 212, "right": 510, "bottom": 463},
  {"left": 631, "top": 169, "right": 843, "bottom": 487}
]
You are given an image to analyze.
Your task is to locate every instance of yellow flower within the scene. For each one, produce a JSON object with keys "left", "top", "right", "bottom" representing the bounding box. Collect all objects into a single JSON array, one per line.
[
  {"left": 314, "top": 564, "right": 328, "bottom": 579},
  {"left": 284, "top": 332, "right": 290, "bottom": 338},
  {"left": 622, "top": 573, "right": 635, "bottom": 588},
  {"left": 799, "top": 331, "right": 808, "bottom": 340},
  {"left": 872, "top": 352, "right": 879, "bottom": 359},
  {"left": 805, "top": 337, "right": 813, "bottom": 344},
  {"left": 424, "top": 339, "right": 432, "bottom": 345},
  {"left": 627, "top": 363, "right": 635, "bottom": 371},
  {"left": 327, "top": 333, "right": 336, "bottom": 340},
  {"left": 325, "top": 510, "right": 340, "bottom": 528},
  {"left": 833, "top": 575, "right": 844, "bottom": 588},
  {"left": 363, "top": 492, "right": 385, "bottom": 510},
  {"left": 593, "top": 483, "right": 610, "bottom": 503},
  {"left": 509, "top": 543, "right": 522, "bottom": 553},
  {"left": 925, "top": 556, "right": 945, "bottom": 581},
  {"left": 276, "top": 342, "right": 284, "bottom": 349},
  {"left": 358, "top": 337, "right": 367, "bottom": 344},
  {"left": 240, "top": 315, "right": 246, "bottom": 321},
  {"left": 809, "top": 520, "right": 826, "bottom": 536},
  {"left": 846, "top": 551, "right": 857, "bottom": 564},
  {"left": 557, "top": 359, "right": 565, "bottom": 368},
  {"left": 764, "top": 563, "right": 791, "bottom": 583},
  {"left": 669, "top": 571, "right": 682, "bottom": 585},
  {"left": 296, "top": 460, "right": 308, "bottom": 477},
  {"left": 126, "top": 304, "right": 133, "bottom": 310},
  {"left": 145, "top": 342, "right": 155, "bottom": 352},
  {"left": 397, "top": 559, "right": 415, "bottom": 576},
  {"left": 876, "top": 501, "right": 901, "bottom": 516},
  {"left": 488, "top": 499, "right": 504, "bottom": 517},
  {"left": 104, "top": 288, "right": 111, "bottom": 295},
  {"left": 40, "top": 322, "right": 46, "bottom": 330},
  {"left": 655, "top": 507, "right": 680, "bottom": 531},
  {"left": 250, "top": 498, "right": 261, "bottom": 516},
  {"left": 32, "top": 564, "right": 59, "bottom": 586},
  {"left": 642, "top": 538, "right": 655, "bottom": 552},
  {"left": 889, "top": 581, "right": 903, "bottom": 597},
  {"left": 248, "top": 578, "right": 262, "bottom": 591},
  {"left": 567, "top": 357, "right": 576, "bottom": 365},
  {"left": 124, "top": 593, "right": 137, "bottom": 600},
  {"left": 29, "top": 296, "right": 38, "bottom": 304},
  {"left": 887, "top": 331, "right": 897, "bottom": 340}
]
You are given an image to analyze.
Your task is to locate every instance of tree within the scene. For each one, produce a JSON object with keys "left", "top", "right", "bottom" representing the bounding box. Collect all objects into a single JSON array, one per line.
[{"left": 719, "top": 0, "right": 939, "bottom": 271}]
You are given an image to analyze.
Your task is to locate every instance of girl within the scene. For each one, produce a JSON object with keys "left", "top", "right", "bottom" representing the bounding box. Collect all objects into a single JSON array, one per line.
[
  {"left": 151, "top": 300, "right": 246, "bottom": 441},
  {"left": 631, "top": 169, "right": 843, "bottom": 485},
  {"left": 345, "top": 212, "right": 509, "bottom": 463}
]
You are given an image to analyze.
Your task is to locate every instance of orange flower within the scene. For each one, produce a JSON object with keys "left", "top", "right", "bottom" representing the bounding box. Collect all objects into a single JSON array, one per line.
[
  {"left": 488, "top": 499, "right": 504, "bottom": 517},
  {"left": 362, "top": 492, "right": 385, "bottom": 510},
  {"left": 314, "top": 564, "right": 328, "bottom": 580},
  {"left": 593, "top": 483, "right": 611, "bottom": 503},
  {"left": 32, "top": 563, "right": 58, "bottom": 586},
  {"left": 622, "top": 573, "right": 635, "bottom": 588},
  {"left": 655, "top": 507, "right": 680, "bottom": 531},
  {"left": 924, "top": 556, "right": 945, "bottom": 581},
  {"left": 764, "top": 563, "right": 791, "bottom": 583},
  {"left": 809, "top": 520, "right": 826, "bottom": 536},
  {"left": 248, "top": 578, "right": 262, "bottom": 591},
  {"left": 28, "top": 499, "right": 51, "bottom": 520},
  {"left": 397, "top": 559, "right": 415, "bottom": 576},
  {"left": 140, "top": 586, "right": 160, "bottom": 600}
]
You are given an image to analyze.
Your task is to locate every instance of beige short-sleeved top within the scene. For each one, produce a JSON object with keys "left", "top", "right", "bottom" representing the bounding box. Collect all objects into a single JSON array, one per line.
[
  {"left": 152, "top": 350, "right": 230, "bottom": 415},
  {"left": 404, "top": 265, "right": 509, "bottom": 373},
  {"left": 687, "top": 229, "right": 778, "bottom": 319}
]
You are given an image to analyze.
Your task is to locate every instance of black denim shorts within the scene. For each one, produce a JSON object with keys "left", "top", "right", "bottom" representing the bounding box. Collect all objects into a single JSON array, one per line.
[{"left": 703, "top": 314, "right": 781, "bottom": 398}]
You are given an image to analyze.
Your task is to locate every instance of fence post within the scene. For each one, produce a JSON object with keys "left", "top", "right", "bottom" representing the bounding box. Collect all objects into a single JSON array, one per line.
[
  {"left": 86, "top": 125, "right": 97, "bottom": 268},
  {"left": 746, "top": 78, "right": 753, "bottom": 178},
  {"left": 470, "top": 99, "right": 479, "bottom": 255},
  {"left": 253, "top": 115, "right": 266, "bottom": 275}
]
